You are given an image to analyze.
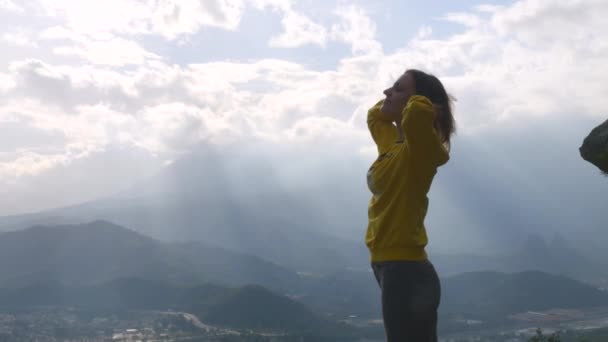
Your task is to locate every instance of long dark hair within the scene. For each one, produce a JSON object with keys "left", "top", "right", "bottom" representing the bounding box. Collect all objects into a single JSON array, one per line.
[{"left": 405, "top": 69, "right": 456, "bottom": 150}]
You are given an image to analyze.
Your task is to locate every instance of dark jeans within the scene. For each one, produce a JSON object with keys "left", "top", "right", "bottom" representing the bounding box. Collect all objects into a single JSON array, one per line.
[{"left": 372, "top": 260, "right": 441, "bottom": 342}]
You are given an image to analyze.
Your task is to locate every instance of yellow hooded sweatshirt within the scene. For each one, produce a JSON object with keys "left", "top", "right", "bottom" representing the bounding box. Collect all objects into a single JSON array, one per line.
[{"left": 365, "top": 95, "right": 450, "bottom": 262}]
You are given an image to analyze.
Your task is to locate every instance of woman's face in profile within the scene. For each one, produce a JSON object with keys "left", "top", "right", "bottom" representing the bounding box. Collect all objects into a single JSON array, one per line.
[{"left": 381, "top": 72, "right": 416, "bottom": 120}]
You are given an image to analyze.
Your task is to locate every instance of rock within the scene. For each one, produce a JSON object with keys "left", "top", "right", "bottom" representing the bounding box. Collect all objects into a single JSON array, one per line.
[{"left": 580, "top": 118, "right": 608, "bottom": 175}]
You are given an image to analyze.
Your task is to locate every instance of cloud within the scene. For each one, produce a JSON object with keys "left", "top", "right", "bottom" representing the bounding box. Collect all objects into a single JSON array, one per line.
[
  {"left": 2, "top": 29, "right": 38, "bottom": 47},
  {"left": 390, "top": 1, "right": 608, "bottom": 133},
  {"left": 38, "top": 0, "right": 153, "bottom": 39},
  {"left": 0, "top": 0, "right": 22, "bottom": 13},
  {"left": 52, "top": 36, "right": 162, "bottom": 66},
  {"left": 150, "top": 0, "right": 245, "bottom": 39},
  {"left": 0, "top": 144, "right": 164, "bottom": 215},
  {"left": 0, "top": 72, "right": 14, "bottom": 92},
  {"left": 265, "top": 3, "right": 381, "bottom": 52},
  {"left": 9, "top": 59, "right": 100, "bottom": 111},
  {"left": 284, "top": 115, "right": 367, "bottom": 145},
  {"left": 41, "top": 26, "right": 160, "bottom": 67},
  {"left": 331, "top": 5, "right": 382, "bottom": 54},
  {"left": 2, "top": 0, "right": 608, "bottom": 232},
  {"left": 135, "top": 102, "right": 229, "bottom": 153},
  {"left": 37, "top": 0, "right": 245, "bottom": 40},
  {"left": 9, "top": 0, "right": 608, "bottom": 181},
  {"left": 261, "top": 0, "right": 330, "bottom": 48},
  {"left": 269, "top": 9, "right": 328, "bottom": 48},
  {"left": 39, "top": 26, "right": 85, "bottom": 42},
  {"left": 249, "top": 0, "right": 291, "bottom": 11},
  {"left": 491, "top": 0, "right": 608, "bottom": 44},
  {"left": 441, "top": 12, "right": 483, "bottom": 28},
  {"left": 0, "top": 52, "right": 379, "bottom": 202},
  {"left": 0, "top": 149, "right": 77, "bottom": 180},
  {"left": 0, "top": 116, "right": 66, "bottom": 153}
]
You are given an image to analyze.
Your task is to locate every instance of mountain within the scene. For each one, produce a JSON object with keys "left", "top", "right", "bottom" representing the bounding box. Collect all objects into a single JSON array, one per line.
[
  {"left": 0, "top": 144, "right": 370, "bottom": 274},
  {"left": 295, "top": 269, "right": 381, "bottom": 319},
  {"left": 0, "top": 221, "right": 300, "bottom": 291},
  {"left": 292, "top": 268, "right": 608, "bottom": 323},
  {"left": 431, "top": 232, "right": 607, "bottom": 283},
  {"left": 0, "top": 278, "right": 348, "bottom": 335},
  {"left": 201, "top": 284, "right": 335, "bottom": 332},
  {"left": 1, "top": 140, "right": 605, "bottom": 277},
  {"left": 441, "top": 270, "right": 608, "bottom": 318},
  {"left": 1, "top": 221, "right": 606, "bottom": 337}
]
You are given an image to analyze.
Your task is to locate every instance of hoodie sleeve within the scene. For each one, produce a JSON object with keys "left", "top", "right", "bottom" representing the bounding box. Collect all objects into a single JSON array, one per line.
[
  {"left": 401, "top": 95, "right": 450, "bottom": 168},
  {"left": 367, "top": 99, "right": 398, "bottom": 154}
]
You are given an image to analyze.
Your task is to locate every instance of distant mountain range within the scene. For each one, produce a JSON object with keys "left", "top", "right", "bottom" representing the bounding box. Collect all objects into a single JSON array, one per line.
[
  {"left": 1, "top": 143, "right": 606, "bottom": 284},
  {"left": 432, "top": 232, "right": 607, "bottom": 282},
  {"left": 0, "top": 220, "right": 300, "bottom": 291},
  {"left": 0, "top": 278, "right": 346, "bottom": 334},
  {"left": 0, "top": 146, "right": 370, "bottom": 274},
  {"left": 0, "top": 221, "right": 354, "bottom": 335},
  {"left": 441, "top": 270, "right": 608, "bottom": 318},
  {"left": 0, "top": 220, "right": 607, "bottom": 334}
]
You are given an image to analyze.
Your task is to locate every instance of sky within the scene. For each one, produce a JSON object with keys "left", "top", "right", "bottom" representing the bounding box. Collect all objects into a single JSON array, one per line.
[{"left": 1, "top": 0, "right": 607, "bottom": 254}]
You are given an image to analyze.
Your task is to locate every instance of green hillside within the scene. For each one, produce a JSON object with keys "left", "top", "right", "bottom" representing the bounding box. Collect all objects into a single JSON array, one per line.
[{"left": 0, "top": 221, "right": 299, "bottom": 290}]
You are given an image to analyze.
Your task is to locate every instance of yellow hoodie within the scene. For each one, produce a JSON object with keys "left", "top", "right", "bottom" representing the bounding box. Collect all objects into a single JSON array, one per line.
[{"left": 365, "top": 95, "right": 450, "bottom": 262}]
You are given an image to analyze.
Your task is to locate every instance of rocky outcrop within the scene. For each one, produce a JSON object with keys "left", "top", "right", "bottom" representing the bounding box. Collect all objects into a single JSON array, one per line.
[{"left": 580, "top": 118, "right": 608, "bottom": 174}]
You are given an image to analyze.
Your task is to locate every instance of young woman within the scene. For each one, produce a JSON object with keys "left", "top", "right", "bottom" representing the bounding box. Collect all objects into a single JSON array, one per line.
[{"left": 365, "top": 69, "right": 455, "bottom": 341}]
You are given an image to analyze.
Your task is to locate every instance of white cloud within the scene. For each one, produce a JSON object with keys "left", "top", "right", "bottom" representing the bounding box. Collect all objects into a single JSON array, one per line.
[
  {"left": 3, "top": 0, "right": 608, "bottom": 215},
  {"left": 37, "top": 0, "right": 245, "bottom": 40},
  {"left": 331, "top": 5, "right": 382, "bottom": 55},
  {"left": 0, "top": 72, "right": 14, "bottom": 92},
  {"left": 490, "top": 0, "right": 608, "bottom": 46},
  {"left": 38, "top": 0, "right": 151, "bottom": 39},
  {"left": 441, "top": 12, "right": 483, "bottom": 28},
  {"left": 269, "top": 7, "right": 328, "bottom": 48},
  {"left": 1, "top": 150, "right": 68, "bottom": 180},
  {"left": 415, "top": 26, "right": 433, "bottom": 40},
  {"left": 53, "top": 37, "right": 162, "bottom": 66},
  {"left": 7, "top": 0, "right": 608, "bottom": 150},
  {"left": 151, "top": 0, "right": 245, "bottom": 39},
  {"left": 2, "top": 30, "right": 38, "bottom": 47},
  {"left": 40, "top": 26, "right": 87, "bottom": 43},
  {"left": 374, "top": 0, "right": 608, "bottom": 134},
  {"left": 3, "top": 53, "right": 378, "bottom": 172},
  {"left": 0, "top": 141, "right": 101, "bottom": 182},
  {"left": 135, "top": 102, "right": 227, "bottom": 153},
  {"left": 284, "top": 115, "right": 366, "bottom": 144},
  {"left": 266, "top": 3, "right": 382, "bottom": 52},
  {"left": 0, "top": 0, "right": 22, "bottom": 13},
  {"left": 0, "top": 144, "right": 164, "bottom": 215},
  {"left": 249, "top": 0, "right": 291, "bottom": 11},
  {"left": 474, "top": 4, "right": 504, "bottom": 13}
]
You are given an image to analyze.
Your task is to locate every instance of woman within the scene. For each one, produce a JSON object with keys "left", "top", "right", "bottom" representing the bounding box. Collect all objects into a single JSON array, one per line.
[{"left": 365, "top": 69, "right": 455, "bottom": 341}]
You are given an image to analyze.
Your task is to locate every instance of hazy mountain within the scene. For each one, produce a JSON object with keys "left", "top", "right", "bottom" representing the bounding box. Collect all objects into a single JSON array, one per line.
[
  {"left": 1, "top": 220, "right": 606, "bottom": 337},
  {"left": 1, "top": 140, "right": 606, "bottom": 278},
  {"left": 0, "top": 221, "right": 300, "bottom": 291},
  {"left": 0, "top": 144, "right": 370, "bottom": 274},
  {"left": 0, "top": 278, "right": 348, "bottom": 335},
  {"left": 431, "top": 232, "right": 607, "bottom": 284},
  {"left": 295, "top": 269, "right": 381, "bottom": 319},
  {"left": 274, "top": 262, "right": 608, "bottom": 325},
  {"left": 201, "top": 284, "right": 337, "bottom": 332},
  {"left": 295, "top": 268, "right": 608, "bottom": 323},
  {"left": 441, "top": 270, "right": 608, "bottom": 318}
]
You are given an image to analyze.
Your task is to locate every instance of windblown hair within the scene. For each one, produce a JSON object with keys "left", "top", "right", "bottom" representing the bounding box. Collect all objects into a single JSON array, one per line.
[{"left": 405, "top": 69, "right": 456, "bottom": 150}]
